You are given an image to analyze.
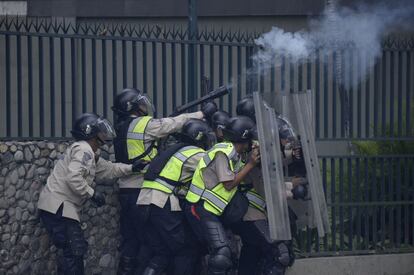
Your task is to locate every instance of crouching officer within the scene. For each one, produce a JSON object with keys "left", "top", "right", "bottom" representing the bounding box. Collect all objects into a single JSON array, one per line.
[
  {"left": 210, "top": 110, "right": 230, "bottom": 143},
  {"left": 111, "top": 88, "right": 217, "bottom": 274},
  {"left": 184, "top": 116, "right": 260, "bottom": 275},
  {"left": 38, "top": 113, "right": 142, "bottom": 275},
  {"left": 138, "top": 119, "right": 211, "bottom": 275},
  {"left": 235, "top": 97, "right": 302, "bottom": 275}
]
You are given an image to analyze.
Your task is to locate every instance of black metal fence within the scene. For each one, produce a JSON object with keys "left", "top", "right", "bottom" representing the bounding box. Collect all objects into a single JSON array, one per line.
[{"left": 0, "top": 17, "right": 413, "bottom": 256}]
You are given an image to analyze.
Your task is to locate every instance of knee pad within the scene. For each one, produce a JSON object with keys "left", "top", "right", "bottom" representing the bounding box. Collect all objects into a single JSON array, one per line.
[{"left": 208, "top": 246, "right": 232, "bottom": 272}]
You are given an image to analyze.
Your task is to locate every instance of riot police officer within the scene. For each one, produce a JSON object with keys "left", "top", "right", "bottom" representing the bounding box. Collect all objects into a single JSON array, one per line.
[
  {"left": 111, "top": 88, "right": 217, "bottom": 274},
  {"left": 139, "top": 119, "right": 211, "bottom": 275},
  {"left": 38, "top": 113, "right": 142, "bottom": 275},
  {"left": 185, "top": 116, "right": 260, "bottom": 275}
]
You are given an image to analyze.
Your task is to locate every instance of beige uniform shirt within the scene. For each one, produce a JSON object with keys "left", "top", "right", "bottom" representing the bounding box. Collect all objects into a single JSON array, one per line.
[
  {"left": 118, "top": 111, "right": 204, "bottom": 189},
  {"left": 37, "top": 141, "right": 132, "bottom": 222},
  {"left": 137, "top": 151, "right": 205, "bottom": 211},
  {"left": 202, "top": 152, "right": 237, "bottom": 190}
]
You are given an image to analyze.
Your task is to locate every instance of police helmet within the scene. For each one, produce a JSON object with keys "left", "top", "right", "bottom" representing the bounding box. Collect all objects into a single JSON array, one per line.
[
  {"left": 222, "top": 116, "right": 255, "bottom": 143},
  {"left": 211, "top": 110, "right": 230, "bottom": 130},
  {"left": 112, "top": 88, "right": 154, "bottom": 116},
  {"left": 236, "top": 95, "right": 255, "bottom": 122},
  {"left": 179, "top": 119, "right": 211, "bottom": 149},
  {"left": 71, "top": 113, "right": 116, "bottom": 141}
]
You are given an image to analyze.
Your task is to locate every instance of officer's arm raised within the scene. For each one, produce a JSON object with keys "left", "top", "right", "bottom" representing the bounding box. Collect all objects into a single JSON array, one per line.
[
  {"left": 223, "top": 149, "right": 260, "bottom": 191},
  {"left": 145, "top": 111, "right": 204, "bottom": 139}
]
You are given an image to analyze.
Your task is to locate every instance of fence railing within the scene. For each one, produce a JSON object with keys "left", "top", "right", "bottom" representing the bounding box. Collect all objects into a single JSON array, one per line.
[{"left": 0, "top": 17, "right": 413, "bottom": 140}]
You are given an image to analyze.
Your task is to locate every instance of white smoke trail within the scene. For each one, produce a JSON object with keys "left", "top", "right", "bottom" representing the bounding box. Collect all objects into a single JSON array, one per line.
[{"left": 252, "top": 2, "right": 414, "bottom": 87}]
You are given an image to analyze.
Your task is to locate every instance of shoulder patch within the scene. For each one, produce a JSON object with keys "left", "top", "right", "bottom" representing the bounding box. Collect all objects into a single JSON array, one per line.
[{"left": 82, "top": 152, "right": 93, "bottom": 165}]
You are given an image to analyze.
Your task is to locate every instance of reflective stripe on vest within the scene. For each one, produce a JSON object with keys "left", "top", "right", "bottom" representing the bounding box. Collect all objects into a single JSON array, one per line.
[
  {"left": 186, "top": 142, "right": 238, "bottom": 216},
  {"left": 246, "top": 190, "right": 266, "bottom": 212},
  {"left": 142, "top": 146, "right": 205, "bottom": 194},
  {"left": 126, "top": 116, "right": 158, "bottom": 161}
]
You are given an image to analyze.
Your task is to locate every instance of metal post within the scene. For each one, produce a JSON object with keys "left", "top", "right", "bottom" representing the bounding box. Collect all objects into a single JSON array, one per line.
[{"left": 188, "top": 0, "right": 198, "bottom": 105}]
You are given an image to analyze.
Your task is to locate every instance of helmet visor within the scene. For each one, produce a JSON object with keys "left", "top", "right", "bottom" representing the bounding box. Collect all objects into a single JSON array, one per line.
[
  {"left": 96, "top": 118, "right": 116, "bottom": 141},
  {"left": 277, "top": 116, "right": 296, "bottom": 141},
  {"left": 137, "top": 94, "right": 155, "bottom": 115}
]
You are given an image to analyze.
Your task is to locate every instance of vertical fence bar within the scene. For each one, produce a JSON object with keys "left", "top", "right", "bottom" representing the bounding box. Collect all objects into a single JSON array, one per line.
[
  {"left": 171, "top": 42, "right": 177, "bottom": 110},
  {"left": 219, "top": 45, "right": 224, "bottom": 108},
  {"left": 372, "top": 157, "right": 378, "bottom": 246},
  {"left": 380, "top": 158, "right": 386, "bottom": 246},
  {"left": 152, "top": 41, "right": 158, "bottom": 115},
  {"left": 209, "top": 44, "right": 215, "bottom": 95},
  {"left": 374, "top": 57, "right": 379, "bottom": 137},
  {"left": 71, "top": 37, "right": 77, "bottom": 126},
  {"left": 39, "top": 36, "right": 45, "bottom": 136},
  {"left": 91, "top": 38, "right": 97, "bottom": 113},
  {"left": 332, "top": 52, "right": 337, "bottom": 138},
  {"left": 397, "top": 51, "right": 403, "bottom": 137},
  {"left": 81, "top": 38, "right": 87, "bottom": 113},
  {"left": 403, "top": 158, "right": 409, "bottom": 246},
  {"left": 143, "top": 41, "right": 148, "bottom": 95},
  {"left": 60, "top": 37, "right": 66, "bottom": 136},
  {"left": 388, "top": 157, "right": 394, "bottom": 248},
  {"left": 227, "top": 45, "right": 233, "bottom": 113},
  {"left": 347, "top": 157, "right": 353, "bottom": 251},
  {"left": 356, "top": 158, "right": 361, "bottom": 248},
  {"left": 28, "top": 35, "right": 33, "bottom": 136},
  {"left": 365, "top": 55, "right": 371, "bottom": 138},
  {"left": 339, "top": 158, "right": 344, "bottom": 250},
  {"left": 50, "top": 36, "right": 56, "bottom": 136},
  {"left": 406, "top": 51, "right": 411, "bottom": 136},
  {"left": 316, "top": 50, "right": 320, "bottom": 138},
  {"left": 396, "top": 158, "right": 402, "bottom": 248},
  {"left": 17, "top": 34, "right": 22, "bottom": 136},
  {"left": 132, "top": 40, "right": 137, "bottom": 89},
  {"left": 200, "top": 43, "right": 204, "bottom": 91},
  {"left": 122, "top": 39, "right": 127, "bottom": 88},
  {"left": 5, "top": 33, "right": 11, "bottom": 136},
  {"left": 364, "top": 158, "right": 369, "bottom": 249},
  {"left": 323, "top": 54, "right": 328, "bottom": 138},
  {"left": 356, "top": 50, "right": 361, "bottom": 139},
  {"left": 237, "top": 45, "right": 242, "bottom": 102},
  {"left": 381, "top": 52, "right": 387, "bottom": 137},
  {"left": 180, "top": 43, "right": 186, "bottom": 105},
  {"left": 390, "top": 51, "right": 395, "bottom": 136},
  {"left": 322, "top": 158, "right": 328, "bottom": 251},
  {"left": 331, "top": 158, "right": 336, "bottom": 252},
  {"left": 102, "top": 40, "right": 108, "bottom": 118},
  {"left": 162, "top": 42, "right": 167, "bottom": 116},
  {"left": 112, "top": 39, "right": 118, "bottom": 121}
]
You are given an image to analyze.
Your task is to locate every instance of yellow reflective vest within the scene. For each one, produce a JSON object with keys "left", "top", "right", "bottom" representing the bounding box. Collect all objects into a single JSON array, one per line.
[
  {"left": 126, "top": 116, "right": 158, "bottom": 161},
  {"left": 142, "top": 145, "right": 205, "bottom": 193},
  {"left": 186, "top": 142, "right": 238, "bottom": 216}
]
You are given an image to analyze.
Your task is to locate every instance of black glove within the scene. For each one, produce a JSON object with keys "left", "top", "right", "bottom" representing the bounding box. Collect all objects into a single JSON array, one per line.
[
  {"left": 91, "top": 191, "right": 105, "bottom": 207},
  {"left": 201, "top": 101, "right": 218, "bottom": 120},
  {"left": 132, "top": 159, "right": 148, "bottom": 172}
]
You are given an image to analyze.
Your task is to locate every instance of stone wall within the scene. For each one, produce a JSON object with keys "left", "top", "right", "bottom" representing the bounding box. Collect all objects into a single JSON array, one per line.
[{"left": 0, "top": 141, "right": 120, "bottom": 275}]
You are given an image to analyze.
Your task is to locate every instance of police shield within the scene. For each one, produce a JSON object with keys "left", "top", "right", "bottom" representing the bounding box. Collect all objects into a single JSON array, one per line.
[
  {"left": 253, "top": 92, "right": 292, "bottom": 241},
  {"left": 254, "top": 90, "right": 330, "bottom": 238}
]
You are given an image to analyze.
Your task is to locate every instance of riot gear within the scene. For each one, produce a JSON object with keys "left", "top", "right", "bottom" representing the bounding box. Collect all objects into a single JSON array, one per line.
[
  {"left": 71, "top": 113, "right": 116, "bottom": 142},
  {"left": 222, "top": 116, "right": 255, "bottom": 143},
  {"left": 236, "top": 95, "right": 255, "bottom": 122},
  {"left": 178, "top": 119, "right": 211, "bottom": 149},
  {"left": 211, "top": 111, "right": 230, "bottom": 131},
  {"left": 112, "top": 88, "right": 143, "bottom": 116}
]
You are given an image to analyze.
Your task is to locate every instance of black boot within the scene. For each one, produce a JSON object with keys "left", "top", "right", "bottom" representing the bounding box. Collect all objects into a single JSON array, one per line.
[{"left": 117, "top": 256, "right": 136, "bottom": 275}]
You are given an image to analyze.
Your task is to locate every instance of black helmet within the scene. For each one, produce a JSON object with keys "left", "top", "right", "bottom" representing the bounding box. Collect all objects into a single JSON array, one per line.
[
  {"left": 222, "top": 116, "right": 255, "bottom": 143},
  {"left": 236, "top": 95, "right": 255, "bottom": 122},
  {"left": 211, "top": 111, "right": 230, "bottom": 130},
  {"left": 277, "top": 116, "right": 296, "bottom": 140},
  {"left": 71, "top": 113, "right": 116, "bottom": 141},
  {"left": 179, "top": 119, "right": 211, "bottom": 149},
  {"left": 112, "top": 88, "right": 154, "bottom": 116}
]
